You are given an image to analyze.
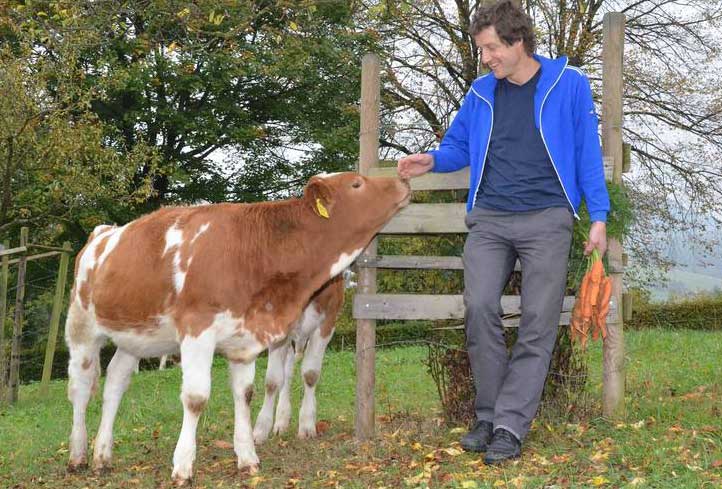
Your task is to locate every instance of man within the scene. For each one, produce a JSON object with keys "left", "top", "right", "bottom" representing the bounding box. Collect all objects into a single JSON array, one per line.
[{"left": 397, "top": 0, "right": 609, "bottom": 464}]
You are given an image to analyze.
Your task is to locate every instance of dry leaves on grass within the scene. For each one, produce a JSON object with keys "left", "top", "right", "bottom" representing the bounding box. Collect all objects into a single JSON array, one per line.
[{"left": 212, "top": 440, "right": 233, "bottom": 450}]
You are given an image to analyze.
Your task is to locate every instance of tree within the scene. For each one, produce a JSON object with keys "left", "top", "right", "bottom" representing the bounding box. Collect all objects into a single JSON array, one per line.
[
  {"left": 358, "top": 0, "right": 722, "bottom": 287},
  {"left": 0, "top": 48, "right": 157, "bottom": 245},
  {"left": 4, "top": 0, "right": 378, "bottom": 211}
]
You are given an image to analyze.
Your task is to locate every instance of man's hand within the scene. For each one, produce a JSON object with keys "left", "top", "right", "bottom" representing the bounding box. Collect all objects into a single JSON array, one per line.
[
  {"left": 397, "top": 153, "right": 434, "bottom": 178},
  {"left": 584, "top": 221, "right": 607, "bottom": 256}
]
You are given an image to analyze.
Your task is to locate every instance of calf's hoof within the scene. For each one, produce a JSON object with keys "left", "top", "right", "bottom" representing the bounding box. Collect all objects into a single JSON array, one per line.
[
  {"left": 272, "top": 421, "right": 289, "bottom": 436},
  {"left": 238, "top": 462, "right": 260, "bottom": 475},
  {"left": 67, "top": 459, "right": 88, "bottom": 473},
  {"left": 298, "top": 426, "right": 317, "bottom": 439},
  {"left": 171, "top": 474, "right": 192, "bottom": 487},
  {"left": 92, "top": 458, "right": 112, "bottom": 475}
]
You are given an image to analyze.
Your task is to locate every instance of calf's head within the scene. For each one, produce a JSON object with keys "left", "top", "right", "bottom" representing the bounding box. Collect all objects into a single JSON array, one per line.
[
  {"left": 303, "top": 172, "right": 410, "bottom": 272},
  {"left": 304, "top": 172, "right": 410, "bottom": 234}
]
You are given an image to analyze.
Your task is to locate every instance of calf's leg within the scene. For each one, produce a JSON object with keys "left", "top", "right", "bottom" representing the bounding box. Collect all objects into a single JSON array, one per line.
[
  {"left": 92, "top": 348, "right": 139, "bottom": 472},
  {"left": 253, "top": 340, "right": 289, "bottom": 443},
  {"left": 298, "top": 328, "right": 334, "bottom": 438},
  {"left": 66, "top": 302, "right": 102, "bottom": 471},
  {"left": 229, "top": 359, "right": 260, "bottom": 472},
  {"left": 273, "top": 342, "right": 297, "bottom": 435},
  {"left": 172, "top": 332, "right": 215, "bottom": 485}
]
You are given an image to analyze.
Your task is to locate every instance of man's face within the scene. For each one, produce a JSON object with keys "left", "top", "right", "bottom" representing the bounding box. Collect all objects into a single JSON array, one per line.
[{"left": 474, "top": 26, "right": 526, "bottom": 80}]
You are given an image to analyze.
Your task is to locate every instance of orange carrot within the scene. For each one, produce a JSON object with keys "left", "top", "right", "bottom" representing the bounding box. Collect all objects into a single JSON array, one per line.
[
  {"left": 596, "top": 276, "right": 613, "bottom": 339},
  {"left": 588, "top": 259, "right": 604, "bottom": 307},
  {"left": 580, "top": 272, "right": 593, "bottom": 322}
]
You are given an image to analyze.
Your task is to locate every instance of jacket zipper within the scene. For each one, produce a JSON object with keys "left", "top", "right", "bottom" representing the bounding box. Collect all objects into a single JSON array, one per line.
[
  {"left": 470, "top": 87, "right": 494, "bottom": 208},
  {"left": 538, "top": 60, "right": 579, "bottom": 219}
]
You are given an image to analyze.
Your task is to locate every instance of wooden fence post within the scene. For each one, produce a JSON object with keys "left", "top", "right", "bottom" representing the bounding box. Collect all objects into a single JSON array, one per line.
[
  {"left": 9, "top": 227, "right": 29, "bottom": 403},
  {"left": 0, "top": 241, "right": 9, "bottom": 402},
  {"left": 355, "top": 53, "right": 380, "bottom": 440},
  {"left": 40, "top": 241, "right": 72, "bottom": 396},
  {"left": 602, "top": 12, "right": 626, "bottom": 420}
]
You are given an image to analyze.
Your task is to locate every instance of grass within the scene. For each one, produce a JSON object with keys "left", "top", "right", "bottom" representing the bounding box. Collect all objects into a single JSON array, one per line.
[{"left": 1, "top": 329, "right": 721, "bottom": 488}]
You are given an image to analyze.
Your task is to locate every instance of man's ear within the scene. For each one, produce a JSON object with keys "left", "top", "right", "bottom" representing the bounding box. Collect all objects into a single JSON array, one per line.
[{"left": 304, "top": 177, "right": 335, "bottom": 219}]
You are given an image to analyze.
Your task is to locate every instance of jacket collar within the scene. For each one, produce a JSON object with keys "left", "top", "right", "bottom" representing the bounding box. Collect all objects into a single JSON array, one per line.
[{"left": 470, "top": 54, "right": 568, "bottom": 103}]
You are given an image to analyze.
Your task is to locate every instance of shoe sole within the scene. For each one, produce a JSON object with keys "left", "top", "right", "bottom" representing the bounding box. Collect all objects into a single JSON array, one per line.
[
  {"left": 483, "top": 453, "right": 520, "bottom": 465},
  {"left": 460, "top": 441, "right": 488, "bottom": 453}
]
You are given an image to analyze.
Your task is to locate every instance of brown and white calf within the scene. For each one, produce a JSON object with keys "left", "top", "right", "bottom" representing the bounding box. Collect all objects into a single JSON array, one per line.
[
  {"left": 252, "top": 274, "right": 343, "bottom": 442},
  {"left": 64, "top": 172, "right": 409, "bottom": 484}
]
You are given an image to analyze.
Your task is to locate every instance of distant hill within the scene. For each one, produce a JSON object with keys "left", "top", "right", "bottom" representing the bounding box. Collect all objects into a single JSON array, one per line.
[{"left": 650, "top": 266, "right": 722, "bottom": 302}]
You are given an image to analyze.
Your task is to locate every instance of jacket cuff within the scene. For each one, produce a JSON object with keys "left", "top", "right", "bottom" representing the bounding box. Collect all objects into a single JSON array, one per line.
[
  {"left": 589, "top": 211, "right": 608, "bottom": 223},
  {"left": 426, "top": 150, "right": 458, "bottom": 173}
]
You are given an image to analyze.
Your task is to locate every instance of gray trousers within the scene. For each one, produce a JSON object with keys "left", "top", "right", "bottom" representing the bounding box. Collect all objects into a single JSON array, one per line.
[{"left": 463, "top": 206, "right": 574, "bottom": 441}]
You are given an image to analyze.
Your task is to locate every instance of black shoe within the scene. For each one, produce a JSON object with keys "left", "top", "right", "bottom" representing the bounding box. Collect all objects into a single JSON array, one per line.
[
  {"left": 460, "top": 420, "right": 494, "bottom": 452},
  {"left": 483, "top": 428, "right": 521, "bottom": 464}
]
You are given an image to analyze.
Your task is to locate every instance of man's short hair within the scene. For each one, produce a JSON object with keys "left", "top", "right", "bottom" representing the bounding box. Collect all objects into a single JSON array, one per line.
[{"left": 470, "top": 0, "right": 536, "bottom": 56}]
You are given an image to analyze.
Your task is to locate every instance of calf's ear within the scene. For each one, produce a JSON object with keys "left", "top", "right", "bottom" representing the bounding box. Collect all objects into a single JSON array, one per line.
[{"left": 304, "top": 178, "right": 336, "bottom": 219}]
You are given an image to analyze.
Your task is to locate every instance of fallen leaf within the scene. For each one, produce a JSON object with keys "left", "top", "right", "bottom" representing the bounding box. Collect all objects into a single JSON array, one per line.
[
  {"left": 213, "top": 440, "right": 233, "bottom": 450},
  {"left": 248, "top": 476, "right": 265, "bottom": 488},
  {"left": 411, "top": 442, "right": 423, "bottom": 451},
  {"left": 711, "top": 459, "right": 722, "bottom": 468},
  {"left": 461, "top": 482, "right": 478, "bottom": 488},
  {"left": 509, "top": 476, "right": 525, "bottom": 488},
  {"left": 591, "top": 476, "right": 609, "bottom": 486},
  {"left": 450, "top": 427, "right": 467, "bottom": 435},
  {"left": 629, "top": 478, "right": 645, "bottom": 486},
  {"left": 315, "top": 420, "right": 331, "bottom": 435},
  {"left": 493, "top": 480, "right": 506, "bottom": 487},
  {"left": 443, "top": 447, "right": 464, "bottom": 457},
  {"left": 590, "top": 450, "right": 610, "bottom": 463}
]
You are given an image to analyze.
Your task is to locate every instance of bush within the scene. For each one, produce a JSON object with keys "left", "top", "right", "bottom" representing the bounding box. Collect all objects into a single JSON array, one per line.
[
  {"left": 627, "top": 292, "right": 722, "bottom": 330},
  {"left": 426, "top": 326, "right": 592, "bottom": 427}
]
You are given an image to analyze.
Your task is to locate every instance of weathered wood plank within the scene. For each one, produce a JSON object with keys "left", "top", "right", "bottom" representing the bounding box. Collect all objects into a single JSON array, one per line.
[
  {"left": 355, "top": 53, "right": 380, "bottom": 441},
  {"left": 356, "top": 255, "right": 522, "bottom": 272},
  {"left": 0, "top": 246, "right": 27, "bottom": 258},
  {"left": 7, "top": 250, "right": 61, "bottom": 266},
  {"left": 432, "top": 312, "right": 573, "bottom": 328},
  {"left": 353, "top": 294, "right": 580, "bottom": 320},
  {"left": 368, "top": 167, "right": 470, "bottom": 191},
  {"left": 380, "top": 204, "right": 467, "bottom": 234},
  {"left": 357, "top": 255, "right": 464, "bottom": 270},
  {"left": 601, "top": 11, "right": 626, "bottom": 420}
]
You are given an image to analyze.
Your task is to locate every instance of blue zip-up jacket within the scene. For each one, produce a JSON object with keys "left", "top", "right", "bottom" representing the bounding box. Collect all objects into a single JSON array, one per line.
[{"left": 427, "top": 55, "right": 610, "bottom": 222}]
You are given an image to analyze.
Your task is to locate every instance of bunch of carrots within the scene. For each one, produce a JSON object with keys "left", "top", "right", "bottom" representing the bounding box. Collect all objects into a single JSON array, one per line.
[{"left": 570, "top": 250, "right": 613, "bottom": 349}]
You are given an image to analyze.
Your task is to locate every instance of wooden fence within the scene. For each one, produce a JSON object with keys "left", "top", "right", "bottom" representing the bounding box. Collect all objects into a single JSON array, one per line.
[{"left": 353, "top": 13, "right": 628, "bottom": 439}]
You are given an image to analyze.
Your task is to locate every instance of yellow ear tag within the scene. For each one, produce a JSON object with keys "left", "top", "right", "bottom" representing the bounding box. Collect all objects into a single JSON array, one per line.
[{"left": 316, "top": 198, "right": 330, "bottom": 218}]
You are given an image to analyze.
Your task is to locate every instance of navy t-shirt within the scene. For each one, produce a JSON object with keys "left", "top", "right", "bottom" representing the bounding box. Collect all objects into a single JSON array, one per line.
[{"left": 474, "top": 68, "right": 570, "bottom": 212}]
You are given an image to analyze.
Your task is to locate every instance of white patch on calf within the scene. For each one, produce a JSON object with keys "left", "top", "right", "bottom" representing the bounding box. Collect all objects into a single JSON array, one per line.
[
  {"left": 213, "top": 311, "right": 272, "bottom": 362},
  {"left": 315, "top": 172, "right": 341, "bottom": 179},
  {"left": 173, "top": 252, "right": 188, "bottom": 293},
  {"left": 96, "top": 225, "right": 126, "bottom": 268},
  {"left": 163, "top": 222, "right": 193, "bottom": 294},
  {"left": 292, "top": 302, "right": 326, "bottom": 343},
  {"left": 95, "top": 310, "right": 180, "bottom": 358},
  {"left": 163, "top": 222, "right": 183, "bottom": 255},
  {"left": 75, "top": 225, "right": 118, "bottom": 298},
  {"left": 191, "top": 223, "right": 210, "bottom": 244},
  {"left": 329, "top": 247, "right": 364, "bottom": 278}
]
